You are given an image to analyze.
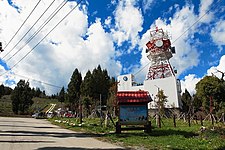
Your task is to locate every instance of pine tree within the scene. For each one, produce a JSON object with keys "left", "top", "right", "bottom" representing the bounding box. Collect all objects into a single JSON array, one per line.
[
  {"left": 67, "top": 68, "right": 82, "bottom": 111},
  {"left": 58, "top": 87, "right": 65, "bottom": 104},
  {"left": 11, "top": 80, "right": 33, "bottom": 114},
  {"left": 181, "top": 89, "right": 192, "bottom": 113}
]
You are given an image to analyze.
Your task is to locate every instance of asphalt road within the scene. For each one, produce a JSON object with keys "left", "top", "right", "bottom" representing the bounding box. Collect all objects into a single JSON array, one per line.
[{"left": 0, "top": 117, "right": 125, "bottom": 150}]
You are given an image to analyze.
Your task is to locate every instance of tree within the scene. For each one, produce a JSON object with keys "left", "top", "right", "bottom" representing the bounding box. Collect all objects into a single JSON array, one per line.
[
  {"left": 80, "top": 70, "right": 93, "bottom": 98},
  {"left": 0, "top": 84, "right": 12, "bottom": 98},
  {"left": 181, "top": 89, "right": 192, "bottom": 114},
  {"left": 156, "top": 89, "right": 168, "bottom": 115},
  {"left": 91, "top": 65, "right": 110, "bottom": 106},
  {"left": 107, "top": 77, "right": 117, "bottom": 116},
  {"left": 195, "top": 76, "right": 225, "bottom": 114},
  {"left": 67, "top": 68, "right": 82, "bottom": 111},
  {"left": 0, "top": 84, "right": 4, "bottom": 98},
  {"left": 58, "top": 87, "right": 65, "bottom": 104},
  {"left": 11, "top": 80, "right": 33, "bottom": 114}
]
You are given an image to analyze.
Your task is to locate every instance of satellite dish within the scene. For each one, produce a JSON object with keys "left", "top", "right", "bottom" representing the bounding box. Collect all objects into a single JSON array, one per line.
[{"left": 155, "top": 40, "right": 163, "bottom": 47}]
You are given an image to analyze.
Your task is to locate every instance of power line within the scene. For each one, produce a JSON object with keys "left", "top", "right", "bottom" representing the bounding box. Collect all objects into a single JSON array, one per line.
[
  {"left": 13, "top": 73, "right": 62, "bottom": 89},
  {"left": 4, "top": 0, "right": 67, "bottom": 62},
  {"left": 172, "top": 0, "right": 222, "bottom": 44},
  {"left": 2, "top": 0, "right": 56, "bottom": 60},
  {"left": 0, "top": 0, "right": 83, "bottom": 77},
  {"left": 134, "top": 0, "right": 222, "bottom": 76},
  {"left": 2, "top": 0, "right": 41, "bottom": 50}
]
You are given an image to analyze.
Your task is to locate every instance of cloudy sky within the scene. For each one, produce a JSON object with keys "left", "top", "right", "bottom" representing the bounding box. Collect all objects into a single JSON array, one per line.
[{"left": 0, "top": 0, "right": 224, "bottom": 95}]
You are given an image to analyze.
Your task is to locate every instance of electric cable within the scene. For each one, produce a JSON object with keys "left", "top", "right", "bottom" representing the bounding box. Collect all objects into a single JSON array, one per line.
[
  {"left": 2, "top": 0, "right": 56, "bottom": 60},
  {"left": 13, "top": 73, "right": 62, "bottom": 89},
  {"left": 4, "top": 0, "right": 67, "bottom": 62},
  {"left": 0, "top": 0, "right": 83, "bottom": 77},
  {"left": 172, "top": 0, "right": 222, "bottom": 44},
  {"left": 2, "top": 0, "right": 41, "bottom": 51}
]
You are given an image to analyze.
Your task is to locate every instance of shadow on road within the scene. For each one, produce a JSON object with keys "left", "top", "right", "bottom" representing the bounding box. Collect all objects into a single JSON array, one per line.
[
  {"left": 0, "top": 140, "right": 54, "bottom": 143},
  {"left": 0, "top": 130, "right": 101, "bottom": 138}
]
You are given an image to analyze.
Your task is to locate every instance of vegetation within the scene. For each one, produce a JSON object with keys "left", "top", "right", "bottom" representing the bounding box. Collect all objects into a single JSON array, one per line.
[
  {"left": 0, "top": 84, "right": 12, "bottom": 98},
  {"left": 11, "top": 80, "right": 33, "bottom": 114},
  {"left": 49, "top": 117, "right": 225, "bottom": 150},
  {"left": 180, "top": 76, "right": 225, "bottom": 123},
  {"left": 195, "top": 76, "right": 225, "bottom": 115}
]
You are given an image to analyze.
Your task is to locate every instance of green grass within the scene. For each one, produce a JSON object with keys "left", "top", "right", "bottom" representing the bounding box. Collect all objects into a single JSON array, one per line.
[
  {"left": 49, "top": 117, "right": 225, "bottom": 150},
  {"left": 0, "top": 95, "right": 60, "bottom": 116}
]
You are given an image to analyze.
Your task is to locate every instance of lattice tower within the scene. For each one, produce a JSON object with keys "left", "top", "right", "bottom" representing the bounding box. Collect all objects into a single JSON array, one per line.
[{"left": 145, "top": 28, "right": 176, "bottom": 80}]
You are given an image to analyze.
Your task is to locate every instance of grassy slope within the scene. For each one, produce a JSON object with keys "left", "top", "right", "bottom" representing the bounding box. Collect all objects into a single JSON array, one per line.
[{"left": 0, "top": 95, "right": 60, "bottom": 116}]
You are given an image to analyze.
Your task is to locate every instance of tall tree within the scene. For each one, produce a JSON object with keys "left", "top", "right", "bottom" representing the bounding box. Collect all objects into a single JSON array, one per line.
[
  {"left": 181, "top": 89, "right": 192, "bottom": 114},
  {"left": 80, "top": 70, "right": 93, "bottom": 98},
  {"left": 107, "top": 77, "right": 117, "bottom": 115},
  {"left": 0, "top": 84, "right": 4, "bottom": 98},
  {"left": 67, "top": 68, "right": 82, "bottom": 111},
  {"left": 58, "top": 87, "right": 65, "bottom": 104},
  {"left": 11, "top": 80, "right": 33, "bottom": 114},
  {"left": 156, "top": 89, "right": 168, "bottom": 115},
  {"left": 91, "top": 65, "right": 110, "bottom": 106},
  {"left": 195, "top": 76, "right": 225, "bottom": 113}
]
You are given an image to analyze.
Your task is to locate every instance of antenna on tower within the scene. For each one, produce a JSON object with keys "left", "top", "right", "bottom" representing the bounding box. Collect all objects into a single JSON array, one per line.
[{"left": 145, "top": 28, "right": 176, "bottom": 80}]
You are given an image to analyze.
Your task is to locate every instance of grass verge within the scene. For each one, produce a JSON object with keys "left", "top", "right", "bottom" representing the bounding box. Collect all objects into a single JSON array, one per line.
[{"left": 49, "top": 117, "right": 225, "bottom": 150}]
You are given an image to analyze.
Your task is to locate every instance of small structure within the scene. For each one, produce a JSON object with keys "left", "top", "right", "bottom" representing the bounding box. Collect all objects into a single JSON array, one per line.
[{"left": 116, "top": 91, "right": 152, "bottom": 133}]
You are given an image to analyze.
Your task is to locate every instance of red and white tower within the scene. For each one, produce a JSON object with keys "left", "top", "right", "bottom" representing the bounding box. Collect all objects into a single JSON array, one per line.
[
  {"left": 117, "top": 27, "right": 182, "bottom": 109},
  {"left": 145, "top": 27, "right": 176, "bottom": 80}
]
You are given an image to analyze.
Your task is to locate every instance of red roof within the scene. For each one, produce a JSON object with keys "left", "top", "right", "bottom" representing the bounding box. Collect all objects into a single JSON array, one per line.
[{"left": 117, "top": 91, "right": 152, "bottom": 104}]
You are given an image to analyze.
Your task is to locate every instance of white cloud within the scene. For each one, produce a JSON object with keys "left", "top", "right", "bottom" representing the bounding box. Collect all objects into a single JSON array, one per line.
[
  {"left": 111, "top": 0, "right": 143, "bottom": 49},
  {"left": 199, "top": 0, "right": 214, "bottom": 23},
  {"left": 0, "top": 0, "right": 122, "bottom": 95},
  {"left": 142, "top": 0, "right": 154, "bottom": 13},
  {"left": 180, "top": 74, "right": 201, "bottom": 95},
  {"left": 207, "top": 55, "right": 225, "bottom": 79},
  {"left": 181, "top": 55, "right": 225, "bottom": 96},
  {"left": 211, "top": 20, "right": 225, "bottom": 48}
]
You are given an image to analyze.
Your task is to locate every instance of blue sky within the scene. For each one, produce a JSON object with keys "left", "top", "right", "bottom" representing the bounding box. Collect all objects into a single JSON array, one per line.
[{"left": 0, "top": 0, "right": 225, "bottom": 95}]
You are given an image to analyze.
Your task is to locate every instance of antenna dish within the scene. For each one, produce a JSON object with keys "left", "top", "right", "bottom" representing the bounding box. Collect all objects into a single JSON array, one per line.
[{"left": 155, "top": 40, "right": 163, "bottom": 47}]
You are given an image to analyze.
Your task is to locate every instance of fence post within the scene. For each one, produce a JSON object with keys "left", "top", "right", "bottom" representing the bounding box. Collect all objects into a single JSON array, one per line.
[
  {"left": 173, "top": 114, "right": 176, "bottom": 128},
  {"left": 200, "top": 115, "right": 203, "bottom": 126},
  {"left": 188, "top": 113, "right": 191, "bottom": 127}
]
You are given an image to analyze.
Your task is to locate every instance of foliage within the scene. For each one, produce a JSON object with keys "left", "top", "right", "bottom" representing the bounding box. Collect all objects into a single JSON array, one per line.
[
  {"left": 58, "top": 86, "right": 65, "bottom": 103},
  {"left": 80, "top": 65, "right": 111, "bottom": 116},
  {"left": 0, "top": 84, "right": 12, "bottom": 98},
  {"left": 90, "top": 65, "right": 110, "bottom": 106},
  {"left": 181, "top": 89, "right": 192, "bottom": 113},
  {"left": 67, "top": 68, "right": 82, "bottom": 111},
  {"left": 195, "top": 76, "right": 225, "bottom": 114},
  {"left": 156, "top": 89, "right": 168, "bottom": 115},
  {"left": 80, "top": 70, "right": 93, "bottom": 98},
  {"left": 11, "top": 80, "right": 33, "bottom": 114},
  {"left": 107, "top": 77, "right": 117, "bottom": 116},
  {"left": 82, "top": 96, "right": 92, "bottom": 117}
]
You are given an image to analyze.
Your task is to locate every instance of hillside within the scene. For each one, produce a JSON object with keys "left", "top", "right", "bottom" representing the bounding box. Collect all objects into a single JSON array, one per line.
[{"left": 0, "top": 95, "right": 60, "bottom": 116}]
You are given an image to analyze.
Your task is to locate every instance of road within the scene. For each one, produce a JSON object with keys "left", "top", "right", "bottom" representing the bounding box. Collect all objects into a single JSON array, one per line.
[{"left": 0, "top": 117, "right": 125, "bottom": 150}]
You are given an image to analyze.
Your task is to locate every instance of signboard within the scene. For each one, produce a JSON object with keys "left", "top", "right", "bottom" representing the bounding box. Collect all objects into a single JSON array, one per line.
[{"left": 119, "top": 105, "right": 148, "bottom": 125}]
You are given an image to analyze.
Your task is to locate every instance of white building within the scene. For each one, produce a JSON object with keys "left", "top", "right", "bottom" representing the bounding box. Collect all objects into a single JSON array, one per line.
[{"left": 117, "top": 74, "right": 182, "bottom": 109}]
